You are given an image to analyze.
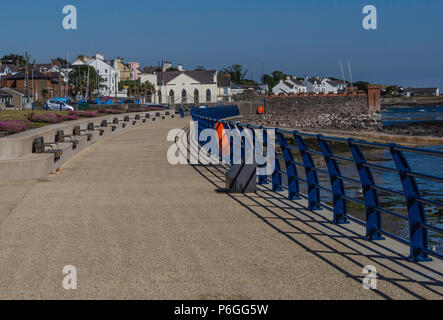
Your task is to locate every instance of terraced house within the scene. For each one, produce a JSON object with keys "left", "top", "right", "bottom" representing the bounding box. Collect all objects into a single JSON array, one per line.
[
  {"left": 115, "top": 58, "right": 131, "bottom": 81},
  {"left": 0, "top": 70, "right": 65, "bottom": 104},
  {"left": 272, "top": 76, "right": 307, "bottom": 95},
  {"left": 73, "top": 53, "right": 119, "bottom": 96},
  {"left": 302, "top": 76, "right": 346, "bottom": 94}
]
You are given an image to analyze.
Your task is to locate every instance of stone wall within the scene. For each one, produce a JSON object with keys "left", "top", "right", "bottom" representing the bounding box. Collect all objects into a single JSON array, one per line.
[{"left": 242, "top": 94, "right": 380, "bottom": 130}]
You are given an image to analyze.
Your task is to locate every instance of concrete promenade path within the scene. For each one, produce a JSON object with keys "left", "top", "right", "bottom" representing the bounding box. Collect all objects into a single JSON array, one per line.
[{"left": 0, "top": 118, "right": 441, "bottom": 299}]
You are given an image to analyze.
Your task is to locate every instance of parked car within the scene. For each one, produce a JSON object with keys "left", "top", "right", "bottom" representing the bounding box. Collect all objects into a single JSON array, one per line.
[{"left": 45, "top": 99, "right": 74, "bottom": 111}]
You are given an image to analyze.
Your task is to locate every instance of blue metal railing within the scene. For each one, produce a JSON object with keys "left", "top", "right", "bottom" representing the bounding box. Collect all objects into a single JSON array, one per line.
[{"left": 190, "top": 106, "right": 443, "bottom": 263}]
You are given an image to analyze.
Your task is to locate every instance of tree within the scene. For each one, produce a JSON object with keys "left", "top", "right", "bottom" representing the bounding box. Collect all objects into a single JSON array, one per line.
[
  {"left": 52, "top": 57, "right": 68, "bottom": 65},
  {"left": 354, "top": 81, "right": 370, "bottom": 92},
  {"left": 68, "top": 65, "right": 105, "bottom": 98},
  {"left": 166, "top": 67, "right": 179, "bottom": 72},
  {"left": 41, "top": 88, "right": 49, "bottom": 100},
  {"left": 194, "top": 65, "right": 205, "bottom": 71},
  {"left": 382, "top": 85, "right": 399, "bottom": 97},
  {"left": 219, "top": 64, "right": 257, "bottom": 85},
  {"left": 1, "top": 53, "right": 27, "bottom": 66},
  {"left": 220, "top": 64, "right": 246, "bottom": 83},
  {"left": 261, "top": 70, "right": 288, "bottom": 91},
  {"left": 138, "top": 81, "right": 156, "bottom": 102},
  {"left": 144, "top": 81, "right": 155, "bottom": 94}
]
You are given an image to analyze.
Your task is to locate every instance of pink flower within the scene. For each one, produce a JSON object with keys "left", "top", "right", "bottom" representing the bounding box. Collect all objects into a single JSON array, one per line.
[{"left": 0, "top": 119, "right": 34, "bottom": 134}]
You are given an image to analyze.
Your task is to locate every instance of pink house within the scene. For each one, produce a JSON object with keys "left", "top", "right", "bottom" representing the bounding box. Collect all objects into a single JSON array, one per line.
[{"left": 128, "top": 62, "right": 141, "bottom": 81}]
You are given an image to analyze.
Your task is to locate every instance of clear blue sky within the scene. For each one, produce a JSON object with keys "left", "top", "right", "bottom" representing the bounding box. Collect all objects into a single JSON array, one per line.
[{"left": 0, "top": 0, "right": 442, "bottom": 90}]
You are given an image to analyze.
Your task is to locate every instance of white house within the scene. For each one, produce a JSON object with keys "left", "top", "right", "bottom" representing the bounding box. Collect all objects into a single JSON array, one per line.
[
  {"left": 139, "top": 65, "right": 231, "bottom": 104},
  {"left": 272, "top": 77, "right": 307, "bottom": 95},
  {"left": 404, "top": 87, "right": 440, "bottom": 97},
  {"left": 303, "top": 77, "right": 346, "bottom": 94},
  {"left": 73, "top": 53, "right": 119, "bottom": 96},
  {"left": 157, "top": 70, "right": 218, "bottom": 104}
]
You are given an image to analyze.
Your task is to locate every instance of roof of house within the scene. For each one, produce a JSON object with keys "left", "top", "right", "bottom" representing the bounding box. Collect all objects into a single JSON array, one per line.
[
  {"left": 327, "top": 79, "right": 347, "bottom": 87},
  {"left": 157, "top": 70, "right": 216, "bottom": 85},
  {"left": 0, "top": 86, "right": 25, "bottom": 95},
  {"left": 231, "top": 83, "right": 263, "bottom": 90},
  {"left": 283, "top": 81, "right": 294, "bottom": 89},
  {"left": 305, "top": 78, "right": 322, "bottom": 84},
  {"left": 142, "top": 66, "right": 160, "bottom": 74},
  {"left": 33, "top": 63, "right": 52, "bottom": 71},
  {"left": 0, "top": 88, "right": 13, "bottom": 96},
  {"left": 406, "top": 87, "right": 438, "bottom": 92},
  {"left": 4, "top": 70, "right": 49, "bottom": 80},
  {"left": 0, "top": 64, "right": 19, "bottom": 73},
  {"left": 217, "top": 74, "right": 231, "bottom": 87}
]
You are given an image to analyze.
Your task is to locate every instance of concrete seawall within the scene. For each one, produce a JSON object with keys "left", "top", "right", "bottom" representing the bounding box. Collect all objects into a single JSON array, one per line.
[{"left": 0, "top": 111, "right": 175, "bottom": 181}]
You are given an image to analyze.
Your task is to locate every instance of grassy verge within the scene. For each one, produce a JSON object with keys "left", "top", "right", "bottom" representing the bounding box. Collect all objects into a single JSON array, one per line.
[{"left": 0, "top": 110, "right": 68, "bottom": 121}]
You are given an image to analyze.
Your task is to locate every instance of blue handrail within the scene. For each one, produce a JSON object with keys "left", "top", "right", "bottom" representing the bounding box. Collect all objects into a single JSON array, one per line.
[{"left": 190, "top": 106, "right": 443, "bottom": 263}]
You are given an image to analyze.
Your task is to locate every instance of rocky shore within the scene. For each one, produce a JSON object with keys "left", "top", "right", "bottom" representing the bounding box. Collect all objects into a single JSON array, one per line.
[
  {"left": 382, "top": 121, "right": 443, "bottom": 137},
  {"left": 242, "top": 114, "right": 443, "bottom": 138}
]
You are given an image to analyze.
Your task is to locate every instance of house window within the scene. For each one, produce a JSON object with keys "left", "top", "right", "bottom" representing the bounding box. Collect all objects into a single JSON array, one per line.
[
  {"left": 158, "top": 90, "right": 162, "bottom": 103},
  {"left": 182, "top": 89, "right": 187, "bottom": 103},
  {"left": 206, "top": 89, "right": 211, "bottom": 102},
  {"left": 169, "top": 90, "right": 175, "bottom": 104},
  {"left": 223, "top": 87, "right": 228, "bottom": 95}
]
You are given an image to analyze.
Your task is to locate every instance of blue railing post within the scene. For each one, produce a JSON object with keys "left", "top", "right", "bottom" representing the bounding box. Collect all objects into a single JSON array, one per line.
[
  {"left": 224, "top": 121, "right": 237, "bottom": 166},
  {"left": 237, "top": 124, "right": 246, "bottom": 164},
  {"left": 348, "top": 139, "right": 384, "bottom": 241},
  {"left": 276, "top": 130, "right": 299, "bottom": 200},
  {"left": 257, "top": 126, "right": 269, "bottom": 185},
  {"left": 318, "top": 136, "right": 348, "bottom": 224},
  {"left": 271, "top": 130, "right": 283, "bottom": 192},
  {"left": 294, "top": 132, "right": 321, "bottom": 210},
  {"left": 389, "top": 144, "right": 431, "bottom": 262}
]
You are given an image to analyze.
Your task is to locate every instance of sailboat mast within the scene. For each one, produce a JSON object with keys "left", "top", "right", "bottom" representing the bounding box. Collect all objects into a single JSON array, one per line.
[
  {"left": 339, "top": 61, "right": 346, "bottom": 93},
  {"left": 347, "top": 61, "right": 354, "bottom": 92}
]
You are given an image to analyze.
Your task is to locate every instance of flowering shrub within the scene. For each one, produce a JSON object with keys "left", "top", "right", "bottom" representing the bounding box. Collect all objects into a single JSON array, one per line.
[
  {"left": 62, "top": 115, "right": 79, "bottom": 121},
  {"left": 97, "top": 109, "right": 122, "bottom": 114},
  {"left": 30, "top": 113, "right": 63, "bottom": 124},
  {"left": 68, "top": 111, "right": 98, "bottom": 118},
  {"left": 0, "top": 119, "right": 34, "bottom": 134}
]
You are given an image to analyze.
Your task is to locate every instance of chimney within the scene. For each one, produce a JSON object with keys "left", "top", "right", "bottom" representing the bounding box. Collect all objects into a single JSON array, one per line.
[
  {"left": 163, "top": 61, "right": 172, "bottom": 72},
  {"left": 178, "top": 64, "right": 183, "bottom": 71},
  {"left": 286, "top": 76, "right": 290, "bottom": 80}
]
